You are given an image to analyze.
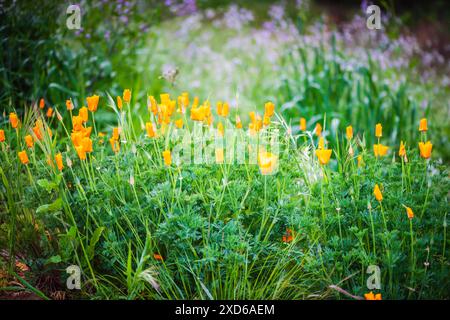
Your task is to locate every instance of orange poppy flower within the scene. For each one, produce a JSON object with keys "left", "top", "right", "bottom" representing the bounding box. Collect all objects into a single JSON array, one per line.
[
  {"left": 9, "top": 113, "right": 19, "bottom": 128},
  {"left": 373, "top": 184, "right": 383, "bottom": 202},
  {"left": 419, "top": 118, "right": 427, "bottom": 132},
  {"left": 221, "top": 102, "right": 230, "bottom": 117},
  {"left": 112, "top": 127, "right": 120, "bottom": 140},
  {"left": 145, "top": 122, "right": 156, "bottom": 138},
  {"left": 18, "top": 150, "right": 29, "bottom": 164},
  {"left": 81, "top": 137, "right": 93, "bottom": 153},
  {"left": 315, "top": 123, "right": 322, "bottom": 136},
  {"left": 217, "top": 122, "right": 224, "bottom": 136},
  {"left": 236, "top": 115, "right": 242, "bottom": 129},
  {"left": 299, "top": 117, "right": 306, "bottom": 131},
  {"left": 163, "top": 150, "right": 172, "bottom": 166},
  {"left": 282, "top": 228, "right": 294, "bottom": 243},
  {"left": 0, "top": 129, "right": 5, "bottom": 142},
  {"left": 399, "top": 141, "right": 406, "bottom": 158},
  {"left": 79, "top": 106, "right": 88, "bottom": 123},
  {"left": 153, "top": 253, "right": 163, "bottom": 261},
  {"left": 375, "top": 123, "right": 382, "bottom": 138},
  {"left": 39, "top": 98, "right": 45, "bottom": 109},
  {"left": 66, "top": 99, "right": 73, "bottom": 111},
  {"left": 258, "top": 151, "right": 278, "bottom": 175},
  {"left": 123, "top": 89, "right": 131, "bottom": 103},
  {"left": 405, "top": 206, "right": 414, "bottom": 219},
  {"left": 315, "top": 149, "right": 332, "bottom": 165},
  {"left": 263, "top": 114, "right": 271, "bottom": 126},
  {"left": 264, "top": 101, "right": 275, "bottom": 117},
  {"left": 87, "top": 95, "right": 99, "bottom": 112},
  {"left": 364, "top": 292, "right": 382, "bottom": 300},
  {"left": 357, "top": 155, "right": 363, "bottom": 167},
  {"left": 318, "top": 137, "right": 325, "bottom": 150},
  {"left": 55, "top": 153, "right": 64, "bottom": 171},
  {"left": 175, "top": 119, "right": 183, "bottom": 129},
  {"left": 109, "top": 137, "right": 120, "bottom": 153},
  {"left": 418, "top": 141, "right": 432, "bottom": 159},
  {"left": 116, "top": 96, "right": 123, "bottom": 110},
  {"left": 75, "top": 145, "right": 86, "bottom": 160},
  {"left": 33, "top": 120, "right": 43, "bottom": 141},
  {"left": 346, "top": 125, "right": 353, "bottom": 139},
  {"left": 25, "top": 135, "right": 34, "bottom": 148},
  {"left": 46, "top": 107, "right": 53, "bottom": 118},
  {"left": 72, "top": 116, "right": 83, "bottom": 131},
  {"left": 373, "top": 144, "right": 389, "bottom": 157}
]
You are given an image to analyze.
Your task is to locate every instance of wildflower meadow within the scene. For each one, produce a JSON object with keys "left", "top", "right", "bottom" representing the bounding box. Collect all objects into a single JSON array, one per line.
[{"left": 0, "top": 0, "right": 449, "bottom": 304}]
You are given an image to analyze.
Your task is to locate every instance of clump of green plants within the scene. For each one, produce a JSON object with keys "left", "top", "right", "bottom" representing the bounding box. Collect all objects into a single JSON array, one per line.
[{"left": 0, "top": 90, "right": 448, "bottom": 299}]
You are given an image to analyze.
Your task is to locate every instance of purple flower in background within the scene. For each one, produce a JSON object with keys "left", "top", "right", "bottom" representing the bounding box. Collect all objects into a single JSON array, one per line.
[
  {"left": 165, "top": 0, "right": 197, "bottom": 17},
  {"left": 361, "top": 0, "right": 369, "bottom": 13},
  {"left": 75, "top": 27, "right": 84, "bottom": 37},
  {"left": 120, "top": 15, "right": 129, "bottom": 25}
]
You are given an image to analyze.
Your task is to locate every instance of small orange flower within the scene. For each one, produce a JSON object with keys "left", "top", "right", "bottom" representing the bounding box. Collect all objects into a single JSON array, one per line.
[
  {"left": 315, "top": 123, "right": 322, "bottom": 136},
  {"left": 117, "top": 96, "right": 123, "bottom": 110},
  {"left": 221, "top": 102, "right": 229, "bottom": 117},
  {"left": 72, "top": 116, "right": 83, "bottom": 131},
  {"left": 153, "top": 253, "right": 163, "bottom": 261},
  {"left": 357, "top": 155, "right": 363, "bottom": 167},
  {"left": 55, "top": 153, "right": 64, "bottom": 171},
  {"left": 123, "top": 89, "right": 131, "bottom": 103},
  {"left": 249, "top": 111, "right": 256, "bottom": 123},
  {"left": 373, "top": 184, "right": 383, "bottom": 202},
  {"left": 163, "top": 150, "right": 172, "bottom": 166},
  {"left": 375, "top": 123, "right": 382, "bottom": 138},
  {"left": 258, "top": 151, "right": 278, "bottom": 175},
  {"left": 75, "top": 145, "right": 86, "bottom": 160},
  {"left": 9, "top": 112, "right": 19, "bottom": 128},
  {"left": 215, "top": 148, "right": 224, "bottom": 164},
  {"left": 346, "top": 125, "right": 353, "bottom": 139},
  {"left": 46, "top": 107, "right": 53, "bottom": 118},
  {"left": 25, "top": 135, "right": 34, "bottom": 148},
  {"left": 0, "top": 129, "right": 5, "bottom": 142},
  {"left": 174, "top": 119, "right": 183, "bottom": 129},
  {"left": 282, "top": 228, "right": 294, "bottom": 243},
  {"left": 181, "top": 92, "right": 189, "bottom": 107},
  {"left": 364, "top": 292, "right": 382, "bottom": 300},
  {"left": 373, "top": 144, "right": 389, "bottom": 157},
  {"left": 79, "top": 106, "right": 88, "bottom": 123},
  {"left": 405, "top": 206, "right": 414, "bottom": 219},
  {"left": 419, "top": 118, "right": 427, "bottom": 132},
  {"left": 399, "top": 141, "right": 406, "bottom": 157},
  {"left": 33, "top": 120, "right": 43, "bottom": 140},
  {"left": 71, "top": 131, "right": 83, "bottom": 147},
  {"left": 263, "top": 114, "right": 271, "bottom": 126},
  {"left": 318, "top": 137, "right": 325, "bottom": 150},
  {"left": 81, "top": 137, "right": 93, "bottom": 153},
  {"left": 315, "top": 149, "right": 332, "bottom": 165},
  {"left": 87, "top": 95, "right": 99, "bottom": 112},
  {"left": 18, "top": 150, "right": 29, "bottom": 164},
  {"left": 39, "top": 98, "right": 45, "bottom": 109},
  {"left": 145, "top": 122, "right": 156, "bottom": 138},
  {"left": 109, "top": 137, "right": 120, "bottom": 153},
  {"left": 217, "top": 122, "right": 224, "bottom": 136},
  {"left": 66, "top": 99, "right": 73, "bottom": 111},
  {"left": 113, "top": 127, "right": 120, "bottom": 140},
  {"left": 236, "top": 115, "right": 242, "bottom": 129},
  {"left": 418, "top": 141, "right": 432, "bottom": 159},
  {"left": 264, "top": 101, "right": 275, "bottom": 117},
  {"left": 299, "top": 118, "right": 306, "bottom": 131}
]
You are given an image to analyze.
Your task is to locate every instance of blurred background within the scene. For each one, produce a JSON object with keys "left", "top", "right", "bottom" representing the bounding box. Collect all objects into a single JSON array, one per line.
[{"left": 1, "top": 0, "right": 449, "bottom": 159}]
